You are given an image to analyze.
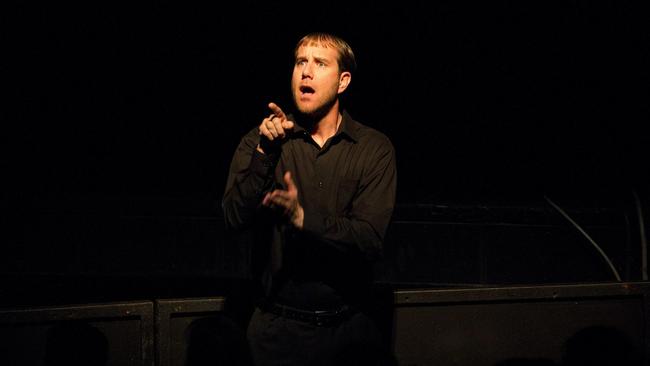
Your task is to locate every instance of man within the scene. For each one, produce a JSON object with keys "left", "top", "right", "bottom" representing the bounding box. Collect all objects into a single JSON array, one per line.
[{"left": 222, "top": 32, "right": 397, "bottom": 366}]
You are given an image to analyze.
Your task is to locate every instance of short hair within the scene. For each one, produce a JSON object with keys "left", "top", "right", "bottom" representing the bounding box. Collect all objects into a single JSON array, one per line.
[{"left": 294, "top": 32, "right": 356, "bottom": 74}]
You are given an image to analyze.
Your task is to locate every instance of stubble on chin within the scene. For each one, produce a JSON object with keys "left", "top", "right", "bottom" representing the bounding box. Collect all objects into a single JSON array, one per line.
[
  {"left": 292, "top": 91, "right": 337, "bottom": 122},
  {"left": 294, "top": 101, "right": 333, "bottom": 123}
]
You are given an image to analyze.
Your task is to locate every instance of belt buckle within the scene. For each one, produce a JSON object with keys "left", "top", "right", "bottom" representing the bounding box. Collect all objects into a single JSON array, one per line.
[
  {"left": 314, "top": 308, "right": 344, "bottom": 327},
  {"left": 269, "top": 303, "right": 347, "bottom": 327},
  {"left": 314, "top": 310, "right": 328, "bottom": 327}
]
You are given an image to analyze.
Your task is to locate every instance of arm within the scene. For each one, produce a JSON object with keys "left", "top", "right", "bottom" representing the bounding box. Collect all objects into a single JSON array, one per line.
[
  {"left": 222, "top": 128, "right": 278, "bottom": 231},
  {"left": 222, "top": 103, "right": 294, "bottom": 230}
]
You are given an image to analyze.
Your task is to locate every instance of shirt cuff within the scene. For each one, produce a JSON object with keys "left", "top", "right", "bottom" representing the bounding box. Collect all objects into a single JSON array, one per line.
[{"left": 250, "top": 148, "right": 278, "bottom": 175}]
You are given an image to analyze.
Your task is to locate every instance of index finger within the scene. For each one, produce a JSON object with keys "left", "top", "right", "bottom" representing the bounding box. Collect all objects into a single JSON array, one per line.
[{"left": 268, "top": 102, "right": 287, "bottom": 121}]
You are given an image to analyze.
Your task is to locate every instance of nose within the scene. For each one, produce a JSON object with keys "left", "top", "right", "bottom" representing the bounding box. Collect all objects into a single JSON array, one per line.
[{"left": 301, "top": 62, "right": 314, "bottom": 79}]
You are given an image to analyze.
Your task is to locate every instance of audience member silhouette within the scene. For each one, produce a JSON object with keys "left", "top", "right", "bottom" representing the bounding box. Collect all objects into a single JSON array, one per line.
[
  {"left": 185, "top": 315, "right": 253, "bottom": 366},
  {"left": 562, "top": 325, "right": 643, "bottom": 366},
  {"left": 494, "top": 358, "right": 557, "bottom": 366},
  {"left": 44, "top": 321, "right": 108, "bottom": 366}
]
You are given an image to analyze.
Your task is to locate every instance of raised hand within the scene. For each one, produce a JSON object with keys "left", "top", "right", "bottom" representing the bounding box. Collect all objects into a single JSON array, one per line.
[
  {"left": 257, "top": 102, "right": 295, "bottom": 154},
  {"left": 262, "top": 171, "right": 304, "bottom": 229}
]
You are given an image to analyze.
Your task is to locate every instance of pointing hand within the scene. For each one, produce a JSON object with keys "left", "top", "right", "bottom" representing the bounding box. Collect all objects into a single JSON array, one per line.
[{"left": 257, "top": 103, "right": 295, "bottom": 154}]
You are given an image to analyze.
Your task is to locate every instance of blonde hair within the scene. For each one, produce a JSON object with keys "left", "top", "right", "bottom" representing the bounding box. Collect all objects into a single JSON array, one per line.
[{"left": 294, "top": 32, "right": 356, "bottom": 74}]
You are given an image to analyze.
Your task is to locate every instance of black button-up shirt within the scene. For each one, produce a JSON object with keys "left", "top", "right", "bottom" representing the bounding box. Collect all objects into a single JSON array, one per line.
[{"left": 222, "top": 110, "right": 396, "bottom": 309}]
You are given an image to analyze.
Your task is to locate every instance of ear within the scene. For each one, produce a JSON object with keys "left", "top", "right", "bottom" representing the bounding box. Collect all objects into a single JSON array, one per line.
[{"left": 337, "top": 71, "right": 351, "bottom": 94}]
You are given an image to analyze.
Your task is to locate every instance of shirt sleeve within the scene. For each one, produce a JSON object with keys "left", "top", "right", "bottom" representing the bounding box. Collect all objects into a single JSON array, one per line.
[
  {"left": 301, "top": 135, "right": 397, "bottom": 261},
  {"left": 222, "top": 128, "right": 280, "bottom": 230}
]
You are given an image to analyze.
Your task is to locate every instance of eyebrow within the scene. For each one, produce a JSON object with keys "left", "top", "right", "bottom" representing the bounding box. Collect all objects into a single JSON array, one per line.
[
  {"left": 295, "top": 55, "right": 331, "bottom": 64},
  {"left": 313, "top": 56, "right": 330, "bottom": 64}
]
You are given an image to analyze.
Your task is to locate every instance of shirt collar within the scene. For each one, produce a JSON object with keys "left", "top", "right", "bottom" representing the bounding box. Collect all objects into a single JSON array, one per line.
[{"left": 336, "top": 110, "right": 360, "bottom": 142}]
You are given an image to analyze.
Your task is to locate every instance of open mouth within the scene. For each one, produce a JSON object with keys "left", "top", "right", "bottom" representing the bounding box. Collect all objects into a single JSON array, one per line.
[{"left": 299, "top": 85, "right": 315, "bottom": 94}]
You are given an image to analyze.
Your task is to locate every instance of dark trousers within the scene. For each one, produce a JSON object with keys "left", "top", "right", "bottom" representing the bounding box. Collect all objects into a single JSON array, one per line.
[{"left": 247, "top": 307, "right": 383, "bottom": 366}]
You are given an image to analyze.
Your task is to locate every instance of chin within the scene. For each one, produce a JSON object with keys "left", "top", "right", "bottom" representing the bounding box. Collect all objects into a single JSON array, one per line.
[
  {"left": 294, "top": 101, "right": 319, "bottom": 115},
  {"left": 293, "top": 96, "right": 334, "bottom": 120},
  {"left": 297, "top": 106, "right": 317, "bottom": 115}
]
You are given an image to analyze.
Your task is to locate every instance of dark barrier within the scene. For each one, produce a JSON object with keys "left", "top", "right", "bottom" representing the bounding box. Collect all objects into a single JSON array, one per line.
[
  {"left": 1, "top": 283, "right": 649, "bottom": 365},
  {"left": 0, "top": 301, "right": 154, "bottom": 366},
  {"left": 155, "top": 297, "right": 251, "bottom": 366},
  {"left": 392, "top": 282, "right": 649, "bottom": 366}
]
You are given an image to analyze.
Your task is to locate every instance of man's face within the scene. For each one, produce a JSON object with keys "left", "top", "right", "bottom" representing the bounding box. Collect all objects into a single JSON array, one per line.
[{"left": 291, "top": 44, "right": 349, "bottom": 116}]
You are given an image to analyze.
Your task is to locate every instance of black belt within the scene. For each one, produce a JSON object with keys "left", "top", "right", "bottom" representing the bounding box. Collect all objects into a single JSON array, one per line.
[{"left": 260, "top": 302, "right": 354, "bottom": 327}]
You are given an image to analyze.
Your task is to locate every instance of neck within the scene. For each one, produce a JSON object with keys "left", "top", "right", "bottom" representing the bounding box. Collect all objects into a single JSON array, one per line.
[{"left": 310, "top": 104, "right": 341, "bottom": 146}]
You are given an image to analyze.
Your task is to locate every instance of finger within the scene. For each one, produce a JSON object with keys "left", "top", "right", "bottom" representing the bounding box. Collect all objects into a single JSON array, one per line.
[
  {"left": 263, "top": 192, "right": 285, "bottom": 207},
  {"left": 268, "top": 105, "right": 293, "bottom": 133},
  {"left": 271, "top": 118, "right": 286, "bottom": 138},
  {"left": 270, "top": 189, "right": 292, "bottom": 200},
  {"left": 268, "top": 102, "right": 287, "bottom": 121},
  {"left": 260, "top": 120, "right": 275, "bottom": 141},
  {"left": 259, "top": 121, "right": 275, "bottom": 141},
  {"left": 284, "top": 171, "right": 297, "bottom": 193},
  {"left": 260, "top": 113, "right": 277, "bottom": 138},
  {"left": 267, "top": 194, "right": 291, "bottom": 210},
  {"left": 265, "top": 118, "right": 279, "bottom": 138},
  {"left": 265, "top": 189, "right": 290, "bottom": 200}
]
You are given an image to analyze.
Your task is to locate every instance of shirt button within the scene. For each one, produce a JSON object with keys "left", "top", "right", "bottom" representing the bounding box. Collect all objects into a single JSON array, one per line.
[{"left": 318, "top": 181, "right": 323, "bottom": 188}]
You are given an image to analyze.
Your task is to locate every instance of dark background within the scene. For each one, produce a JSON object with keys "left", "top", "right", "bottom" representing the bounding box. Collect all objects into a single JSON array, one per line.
[{"left": 2, "top": 1, "right": 649, "bottom": 305}]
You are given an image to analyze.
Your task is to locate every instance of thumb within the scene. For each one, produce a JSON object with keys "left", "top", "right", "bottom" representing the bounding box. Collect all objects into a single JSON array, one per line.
[
  {"left": 282, "top": 120, "right": 295, "bottom": 130},
  {"left": 284, "top": 171, "right": 297, "bottom": 193}
]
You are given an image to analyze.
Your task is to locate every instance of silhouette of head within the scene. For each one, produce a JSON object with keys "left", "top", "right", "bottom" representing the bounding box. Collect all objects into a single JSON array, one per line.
[
  {"left": 44, "top": 321, "right": 108, "bottom": 366},
  {"left": 185, "top": 315, "right": 253, "bottom": 366},
  {"left": 562, "top": 326, "right": 642, "bottom": 366}
]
